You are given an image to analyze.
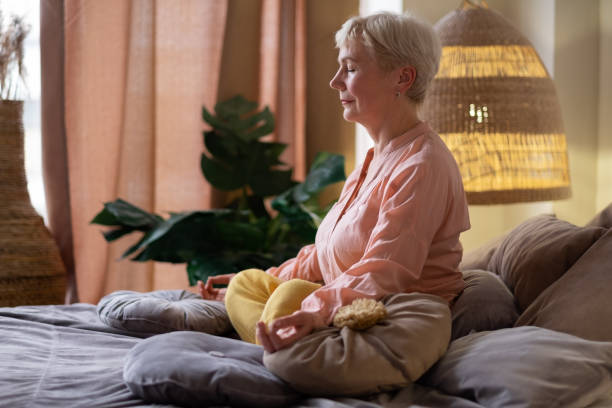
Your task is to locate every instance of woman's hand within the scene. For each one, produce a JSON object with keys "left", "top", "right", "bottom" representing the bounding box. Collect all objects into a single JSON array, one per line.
[
  {"left": 197, "top": 273, "right": 237, "bottom": 301},
  {"left": 256, "top": 310, "right": 326, "bottom": 353}
]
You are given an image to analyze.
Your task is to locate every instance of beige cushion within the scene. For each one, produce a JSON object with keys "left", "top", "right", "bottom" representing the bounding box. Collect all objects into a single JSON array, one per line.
[
  {"left": 515, "top": 229, "right": 612, "bottom": 341},
  {"left": 451, "top": 269, "right": 519, "bottom": 340},
  {"left": 487, "top": 214, "right": 605, "bottom": 311},
  {"left": 263, "top": 293, "right": 451, "bottom": 396},
  {"left": 586, "top": 202, "right": 612, "bottom": 229}
]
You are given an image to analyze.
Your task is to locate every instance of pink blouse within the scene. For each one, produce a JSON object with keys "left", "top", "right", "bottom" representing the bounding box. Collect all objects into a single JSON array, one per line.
[{"left": 266, "top": 122, "right": 470, "bottom": 324}]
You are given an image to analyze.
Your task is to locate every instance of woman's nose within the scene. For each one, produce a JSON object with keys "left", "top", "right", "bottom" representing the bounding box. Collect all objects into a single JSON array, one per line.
[{"left": 329, "top": 70, "right": 344, "bottom": 90}]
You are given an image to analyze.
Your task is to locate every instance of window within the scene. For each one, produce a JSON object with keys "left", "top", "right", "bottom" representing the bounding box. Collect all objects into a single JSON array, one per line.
[{"left": 2, "top": 1, "right": 45, "bottom": 221}]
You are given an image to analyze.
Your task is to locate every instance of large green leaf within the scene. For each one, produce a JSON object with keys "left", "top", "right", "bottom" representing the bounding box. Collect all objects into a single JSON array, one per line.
[
  {"left": 91, "top": 199, "right": 162, "bottom": 228},
  {"left": 271, "top": 153, "right": 345, "bottom": 213},
  {"left": 242, "top": 107, "right": 275, "bottom": 141},
  {"left": 125, "top": 211, "right": 223, "bottom": 262},
  {"left": 186, "top": 257, "right": 237, "bottom": 286},
  {"left": 91, "top": 209, "right": 120, "bottom": 226},
  {"left": 224, "top": 194, "right": 269, "bottom": 218},
  {"left": 203, "top": 96, "right": 274, "bottom": 142},
  {"left": 230, "top": 251, "right": 279, "bottom": 272},
  {"left": 200, "top": 153, "right": 245, "bottom": 191},
  {"left": 214, "top": 220, "right": 265, "bottom": 251},
  {"left": 215, "top": 95, "right": 258, "bottom": 120},
  {"left": 237, "top": 107, "right": 273, "bottom": 134},
  {"left": 122, "top": 233, "right": 151, "bottom": 259},
  {"left": 186, "top": 249, "right": 279, "bottom": 286},
  {"left": 203, "top": 130, "right": 238, "bottom": 160},
  {"left": 202, "top": 106, "right": 234, "bottom": 134},
  {"left": 261, "top": 142, "right": 287, "bottom": 166},
  {"left": 292, "top": 153, "right": 346, "bottom": 203},
  {"left": 249, "top": 168, "right": 294, "bottom": 197},
  {"left": 102, "top": 227, "right": 138, "bottom": 242},
  {"left": 268, "top": 153, "right": 345, "bottom": 247}
]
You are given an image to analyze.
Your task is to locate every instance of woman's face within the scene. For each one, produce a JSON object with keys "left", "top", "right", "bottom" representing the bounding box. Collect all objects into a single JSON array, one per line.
[{"left": 329, "top": 40, "right": 398, "bottom": 128}]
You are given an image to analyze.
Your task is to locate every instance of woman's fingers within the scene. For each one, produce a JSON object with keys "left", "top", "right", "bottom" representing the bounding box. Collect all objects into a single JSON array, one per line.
[
  {"left": 258, "top": 311, "right": 320, "bottom": 353},
  {"left": 263, "top": 311, "right": 317, "bottom": 351},
  {"left": 197, "top": 281, "right": 209, "bottom": 298},
  {"left": 206, "top": 273, "right": 236, "bottom": 286},
  {"left": 257, "top": 321, "right": 293, "bottom": 353},
  {"left": 198, "top": 274, "right": 235, "bottom": 301},
  {"left": 256, "top": 321, "right": 276, "bottom": 353},
  {"left": 214, "top": 288, "right": 227, "bottom": 301},
  {"left": 269, "top": 311, "right": 309, "bottom": 332},
  {"left": 197, "top": 280, "right": 226, "bottom": 301},
  {"left": 205, "top": 279, "right": 214, "bottom": 292},
  {"left": 267, "top": 326, "right": 287, "bottom": 351}
]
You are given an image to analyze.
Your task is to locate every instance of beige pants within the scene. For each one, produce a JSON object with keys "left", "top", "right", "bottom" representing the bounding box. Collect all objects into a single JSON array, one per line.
[
  {"left": 263, "top": 292, "right": 452, "bottom": 396},
  {"left": 224, "top": 268, "right": 321, "bottom": 344}
]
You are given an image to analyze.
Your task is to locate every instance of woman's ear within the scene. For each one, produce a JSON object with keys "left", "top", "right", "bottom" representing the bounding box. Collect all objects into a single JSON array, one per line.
[{"left": 397, "top": 66, "right": 417, "bottom": 93}]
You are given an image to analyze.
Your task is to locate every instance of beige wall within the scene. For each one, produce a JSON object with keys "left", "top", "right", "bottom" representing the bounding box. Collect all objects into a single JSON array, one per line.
[
  {"left": 551, "top": 0, "right": 600, "bottom": 225},
  {"left": 597, "top": 0, "right": 612, "bottom": 211}
]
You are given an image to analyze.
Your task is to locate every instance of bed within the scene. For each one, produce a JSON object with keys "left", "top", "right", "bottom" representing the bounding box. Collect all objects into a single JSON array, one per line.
[{"left": 1, "top": 207, "right": 612, "bottom": 408}]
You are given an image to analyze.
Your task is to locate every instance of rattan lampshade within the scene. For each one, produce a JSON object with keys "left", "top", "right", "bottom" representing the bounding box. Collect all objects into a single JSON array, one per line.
[{"left": 422, "top": 1, "right": 571, "bottom": 204}]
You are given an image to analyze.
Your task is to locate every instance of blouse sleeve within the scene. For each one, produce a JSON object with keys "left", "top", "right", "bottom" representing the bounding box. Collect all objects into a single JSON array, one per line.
[
  {"left": 300, "top": 157, "right": 461, "bottom": 324},
  {"left": 266, "top": 244, "right": 324, "bottom": 282},
  {"left": 265, "top": 163, "right": 364, "bottom": 284}
]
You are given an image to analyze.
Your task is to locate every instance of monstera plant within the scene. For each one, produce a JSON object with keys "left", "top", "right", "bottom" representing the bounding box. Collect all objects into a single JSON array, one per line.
[{"left": 92, "top": 95, "right": 345, "bottom": 285}]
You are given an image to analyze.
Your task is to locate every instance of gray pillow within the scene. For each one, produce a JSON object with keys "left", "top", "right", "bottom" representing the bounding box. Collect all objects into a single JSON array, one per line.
[
  {"left": 421, "top": 326, "right": 612, "bottom": 408},
  {"left": 97, "top": 290, "right": 231, "bottom": 335},
  {"left": 451, "top": 269, "right": 519, "bottom": 340},
  {"left": 459, "top": 235, "right": 505, "bottom": 271},
  {"left": 586, "top": 202, "right": 612, "bottom": 228},
  {"left": 487, "top": 214, "right": 605, "bottom": 311},
  {"left": 516, "top": 229, "right": 612, "bottom": 341},
  {"left": 123, "top": 331, "right": 300, "bottom": 407}
]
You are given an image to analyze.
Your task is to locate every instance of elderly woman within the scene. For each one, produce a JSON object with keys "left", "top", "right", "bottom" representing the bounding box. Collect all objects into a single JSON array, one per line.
[{"left": 198, "top": 11, "right": 469, "bottom": 355}]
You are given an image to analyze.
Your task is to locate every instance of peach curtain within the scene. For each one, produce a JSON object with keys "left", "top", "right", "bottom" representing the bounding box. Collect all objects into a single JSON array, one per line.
[
  {"left": 41, "top": 0, "right": 76, "bottom": 303},
  {"left": 62, "top": 0, "right": 228, "bottom": 303},
  {"left": 42, "top": 0, "right": 307, "bottom": 304},
  {"left": 260, "top": 0, "right": 307, "bottom": 180}
]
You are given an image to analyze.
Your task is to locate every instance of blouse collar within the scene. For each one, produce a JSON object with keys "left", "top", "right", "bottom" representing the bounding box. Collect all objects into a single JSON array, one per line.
[{"left": 375, "top": 121, "right": 431, "bottom": 158}]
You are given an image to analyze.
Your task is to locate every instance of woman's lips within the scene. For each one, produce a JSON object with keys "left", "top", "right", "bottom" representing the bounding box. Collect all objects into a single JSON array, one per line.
[{"left": 341, "top": 99, "right": 354, "bottom": 104}]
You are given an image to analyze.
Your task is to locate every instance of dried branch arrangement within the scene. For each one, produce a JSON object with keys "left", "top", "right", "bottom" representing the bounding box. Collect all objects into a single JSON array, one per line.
[{"left": 0, "top": 10, "right": 30, "bottom": 100}]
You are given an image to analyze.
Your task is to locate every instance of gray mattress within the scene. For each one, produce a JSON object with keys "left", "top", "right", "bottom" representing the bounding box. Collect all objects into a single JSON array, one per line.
[
  {"left": 0, "top": 303, "right": 479, "bottom": 408},
  {"left": 1, "top": 303, "right": 611, "bottom": 408}
]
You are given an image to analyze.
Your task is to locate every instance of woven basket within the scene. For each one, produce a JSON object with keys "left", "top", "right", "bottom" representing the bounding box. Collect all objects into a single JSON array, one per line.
[
  {"left": 0, "top": 100, "right": 66, "bottom": 306},
  {"left": 422, "top": 3, "right": 571, "bottom": 204}
]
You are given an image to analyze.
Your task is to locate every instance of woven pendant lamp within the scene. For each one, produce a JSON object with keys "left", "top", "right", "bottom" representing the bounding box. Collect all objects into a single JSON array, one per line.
[{"left": 422, "top": 0, "right": 571, "bottom": 204}]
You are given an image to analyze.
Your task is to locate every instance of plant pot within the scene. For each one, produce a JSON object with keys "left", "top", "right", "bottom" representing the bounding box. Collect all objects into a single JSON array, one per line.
[{"left": 0, "top": 100, "right": 66, "bottom": 306}]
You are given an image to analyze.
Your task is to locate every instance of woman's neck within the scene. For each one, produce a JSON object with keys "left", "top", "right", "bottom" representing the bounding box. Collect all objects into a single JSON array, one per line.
[{"left": 365, "top": 105, "right": 421, "bottom": 156}]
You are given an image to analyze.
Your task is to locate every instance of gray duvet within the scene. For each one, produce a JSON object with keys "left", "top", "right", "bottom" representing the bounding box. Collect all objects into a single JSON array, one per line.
[{"left": 1, "top": 303, "right": 611, "bottom": 408}]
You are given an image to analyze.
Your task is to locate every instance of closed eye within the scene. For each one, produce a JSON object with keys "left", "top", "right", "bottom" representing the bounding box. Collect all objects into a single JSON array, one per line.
[{"left": 338, "top": 62, "right": 356, "bottom": 73}]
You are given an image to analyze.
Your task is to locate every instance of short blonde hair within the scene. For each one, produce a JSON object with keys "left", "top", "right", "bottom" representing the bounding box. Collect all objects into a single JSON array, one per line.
[{"left": 335, "top": 11, "right": 441, "bottom": 104}]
